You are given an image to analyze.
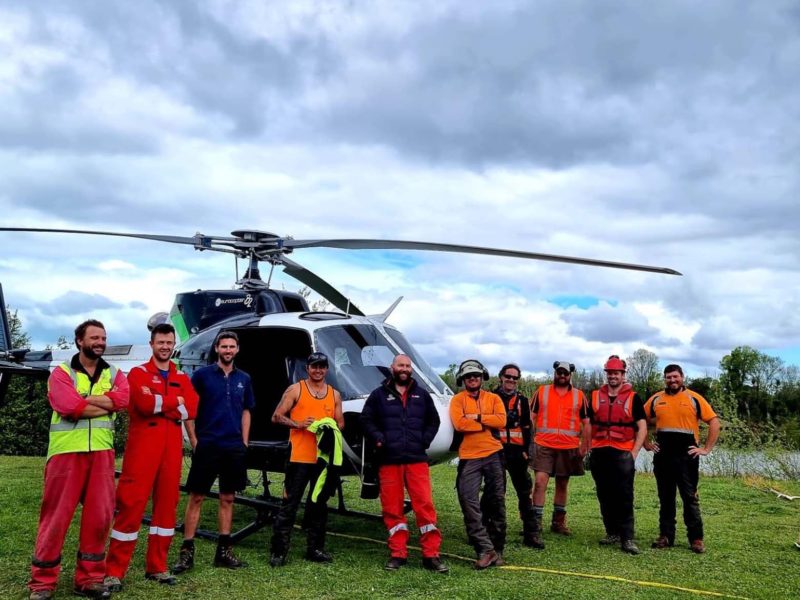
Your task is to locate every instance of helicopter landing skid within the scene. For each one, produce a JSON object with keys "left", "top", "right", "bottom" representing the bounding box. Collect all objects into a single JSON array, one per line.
[{"left": 165, "top": 477, "right": 403, "bottom": 544}]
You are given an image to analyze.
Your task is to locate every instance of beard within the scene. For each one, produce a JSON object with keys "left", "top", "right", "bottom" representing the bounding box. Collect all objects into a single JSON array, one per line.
[
  {"left": 392, "top": 371, "right": 410, "bottom": 385},
  {"left": 80, "top": 344, "right": 104, "bottom": 360}
]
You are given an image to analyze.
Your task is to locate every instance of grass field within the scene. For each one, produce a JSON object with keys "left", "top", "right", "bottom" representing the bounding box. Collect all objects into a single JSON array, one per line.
[{"left": 1, "top": 455, "right": 799, "bottom": 599}]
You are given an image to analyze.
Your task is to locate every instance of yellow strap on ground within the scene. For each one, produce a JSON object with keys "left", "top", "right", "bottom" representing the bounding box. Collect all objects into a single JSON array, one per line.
[{"left": 326, "top": 530, "right": 749, "bottom": 600}]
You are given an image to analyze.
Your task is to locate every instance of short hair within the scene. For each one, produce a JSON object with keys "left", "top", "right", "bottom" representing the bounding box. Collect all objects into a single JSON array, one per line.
[
  {"left": 74, "top": 319, "right": 105, "bottom": 346},
  {"left": 150, "top": 323, "right": 176, "bottom": 342},
  {"left": 664, "top": 363, "right": 684, "bottom": 376},
  {"left": 215, "top": 330, "right": 239, "bottom": 347}
]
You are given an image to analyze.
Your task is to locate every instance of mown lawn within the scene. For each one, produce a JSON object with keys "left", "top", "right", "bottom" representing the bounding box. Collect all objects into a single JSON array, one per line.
[{"left": 1, "top": 455, "right": 799, "bottom": 599}]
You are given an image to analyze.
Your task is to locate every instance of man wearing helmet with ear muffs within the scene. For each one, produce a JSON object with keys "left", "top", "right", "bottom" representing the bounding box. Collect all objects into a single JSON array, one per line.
[
  {"left": 449, "top": 359, "right": 507, "bottom": 570},
  {"left": 529, "top": 361, "right": 590, "bottom": 548},
  {"left": 486, "top": 363, "right": 537, "bottom": 547}
]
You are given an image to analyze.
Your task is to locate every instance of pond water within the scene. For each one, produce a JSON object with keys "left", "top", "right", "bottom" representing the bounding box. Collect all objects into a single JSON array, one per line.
[{"left": 635, "top": 448, "right": 800, "bottom": 479}]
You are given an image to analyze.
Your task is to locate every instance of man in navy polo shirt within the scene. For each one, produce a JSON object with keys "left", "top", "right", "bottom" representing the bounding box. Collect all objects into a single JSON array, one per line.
[{"left": 172, "top": 331, "right": 255, "bottom": 573}]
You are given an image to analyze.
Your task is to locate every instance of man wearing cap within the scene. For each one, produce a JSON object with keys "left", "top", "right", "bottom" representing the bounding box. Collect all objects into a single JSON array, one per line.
[
  {"left": 449, "top": 359, "right": 507, "bottom": 569},
  {"left": 488, "top": 363, "right": 537, "bottom": 547},
  {"left": 644, "top": 364, "right": 719, "bottom": 554},
  {"left": 529, "top": 361, "right": 590, "bottom": 548},
  {"left": 361, "top": 354, "right": 448, "bottom": 573},
  {"left": 587, "top": 355, "right": 647, "bottom": 555},
  {"left": 270, "top": 352, "right": 344, "bottom": 566},
  {"left": 172, "top": 331, "right": 254, "bottom": 574}
]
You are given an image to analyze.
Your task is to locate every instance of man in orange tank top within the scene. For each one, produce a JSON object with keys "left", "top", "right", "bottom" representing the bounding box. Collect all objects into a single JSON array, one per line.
[
  {"left": 269, "top": 352, "right": 344, "bottom": 567},
  {"left": 529, "top": 361, "right": 590, "bottom": 547}
]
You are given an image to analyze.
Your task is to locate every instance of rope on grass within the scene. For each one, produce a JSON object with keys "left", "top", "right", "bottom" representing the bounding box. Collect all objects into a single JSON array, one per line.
[{"left": 326, "top": 530, "right": 750, "bottom": 600}]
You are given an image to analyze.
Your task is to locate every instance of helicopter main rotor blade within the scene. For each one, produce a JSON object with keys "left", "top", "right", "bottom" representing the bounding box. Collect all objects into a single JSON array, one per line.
[
  {"left": 0, "top": 227, "right": 244, "bottom": 252},
  {"left": 284, "top": 239, "right": 682, "bottom": 276},
  {"left": 281, "top": 257, "right": 365, "bottom": 316}
]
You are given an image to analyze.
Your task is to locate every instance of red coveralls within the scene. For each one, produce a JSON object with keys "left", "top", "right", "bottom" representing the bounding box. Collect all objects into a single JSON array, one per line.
[
  {"left": 29, "top": 360, "right": 130, "bottom": 593},
  {"left": 105, "top": 358, "right": 198, "bottom": 578}
]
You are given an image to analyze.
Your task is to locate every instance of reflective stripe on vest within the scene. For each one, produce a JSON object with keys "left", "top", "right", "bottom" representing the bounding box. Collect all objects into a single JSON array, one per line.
[
  {"left": 591, "top": 389, "right": 635, "bottom": 443},
  {"left": 47, "top": 363, "right": 118, "bottom": 460},
  {"left": 537, "top": 385, "right": 580, "bottom": 437},
  {"left": 499, "top": 393, "right": 525, "bottom": 445}
]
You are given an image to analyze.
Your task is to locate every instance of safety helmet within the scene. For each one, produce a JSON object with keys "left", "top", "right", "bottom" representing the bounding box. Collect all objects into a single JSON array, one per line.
[
  {"left": 604, "top": 355, "right": 626, "bottom": 371},
  {"left": 456, "top": 359, "right": 489, "bottom": 386}
]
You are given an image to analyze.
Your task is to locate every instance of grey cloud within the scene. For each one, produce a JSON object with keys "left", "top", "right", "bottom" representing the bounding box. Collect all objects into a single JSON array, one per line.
[
  {"left": 37, "top": 291, "right": 123, "bottom": 316},
  {"left": 129, "top": 301, "right": 147, "bottom": 309},
  {"left": 562, "top": 303, "right": 672, "bottom": 345}
]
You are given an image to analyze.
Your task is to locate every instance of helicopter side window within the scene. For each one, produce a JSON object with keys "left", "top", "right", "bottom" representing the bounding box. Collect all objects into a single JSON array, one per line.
[
  {"left": 383, "top": 327, "right": 450, "bottom": 394},
  {"left": 314, "top": 325, "right": 435, "bottom": 400}
]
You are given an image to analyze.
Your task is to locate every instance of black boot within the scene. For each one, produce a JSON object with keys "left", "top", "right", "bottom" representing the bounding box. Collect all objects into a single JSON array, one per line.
[
  {"left": 171, "top": 541, "right": 194, "bottom": 575},
  {"left": 214, "top": 544, "right": 248, "bottom": 569},
  {"left": 526, "top": 514, "right": 545, "bottom": 549}
]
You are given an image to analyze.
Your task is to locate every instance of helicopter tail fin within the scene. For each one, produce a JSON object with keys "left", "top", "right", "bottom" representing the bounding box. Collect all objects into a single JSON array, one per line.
[
  {"left": 370, "top": 296, "right": 404, "bottom": 323},
  {"left": 0, "top": 283, "right": 12, "bottom": 356}
]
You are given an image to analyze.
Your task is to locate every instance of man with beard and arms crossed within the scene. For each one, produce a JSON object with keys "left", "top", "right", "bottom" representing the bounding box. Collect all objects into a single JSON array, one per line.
[
  {"left": 644, "top": 364, "right": 719, "bottom": 554},
  {"left": 29, "top": 320, "right": 129, "bottom": 600},
  {"left": 488, "top": 363, "right": 537, "bottom": 547},
  {"left": 529, "top": 361, "right": 590, "bottom": 548},
  {"left": 172, "top": 331, "right": 254, "bottom": 573},
  {"left": 587, "top": 355, "right": 647, "bottom": 555},
  {"left": 449, "top": 359, "right": 507, "bottom": 569},
  {"left": 104, "top": 323, "right": 199, "bottom": 591},
  {"left": 361, "top": 354, "right": 448, "bottom": 573},
  {"left": 270, "top": 352, "right": 344, "bottom": 566}
]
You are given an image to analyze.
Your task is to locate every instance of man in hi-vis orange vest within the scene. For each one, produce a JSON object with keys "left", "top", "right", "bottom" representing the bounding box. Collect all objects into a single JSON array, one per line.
[{"left": 529, "top": 361, "right": 590, "bottom": 548}]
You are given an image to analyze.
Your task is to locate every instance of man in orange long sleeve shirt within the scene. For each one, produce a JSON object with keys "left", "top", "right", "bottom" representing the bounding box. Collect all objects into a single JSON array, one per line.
[{"left": 449, "top": 359, "right": 507, "bottom": 569}]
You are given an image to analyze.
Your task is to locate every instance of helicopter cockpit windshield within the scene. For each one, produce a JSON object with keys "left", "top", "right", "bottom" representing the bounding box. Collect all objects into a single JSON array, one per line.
[{"left": 313, "top": 324, "right": 440, "bottom": 400}]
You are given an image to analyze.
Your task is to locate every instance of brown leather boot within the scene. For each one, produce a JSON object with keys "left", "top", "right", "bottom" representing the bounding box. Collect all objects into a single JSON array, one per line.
[
  {"left": 550, "top": 511, "right": 572, "bottom": 535},
  {"left": 473, "top": 550, "right": 498, "bottom": 570}
]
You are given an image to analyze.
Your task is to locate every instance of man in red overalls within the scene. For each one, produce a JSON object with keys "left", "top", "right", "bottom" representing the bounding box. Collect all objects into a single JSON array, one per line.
[{"left": 104, "top": 323, "right": 199, "bottom": 591}]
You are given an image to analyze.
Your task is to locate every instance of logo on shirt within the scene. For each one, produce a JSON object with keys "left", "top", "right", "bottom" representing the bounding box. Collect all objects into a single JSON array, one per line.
[
  {"left": 152, "top": 376, "right": 161, "bottom": 384},
  {"left": 237, "top": 382, "right": 244, "bottom": 390}
]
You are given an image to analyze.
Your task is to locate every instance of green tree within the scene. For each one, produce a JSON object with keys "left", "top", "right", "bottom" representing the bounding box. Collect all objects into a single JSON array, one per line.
[{"left": 625, "top": 348, "right": 661, "bottom": 398}]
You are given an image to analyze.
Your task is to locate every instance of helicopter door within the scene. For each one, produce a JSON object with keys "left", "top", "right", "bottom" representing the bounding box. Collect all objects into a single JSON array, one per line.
[{"left": 228, "top": 326, "right": 313, "bottom": 446}]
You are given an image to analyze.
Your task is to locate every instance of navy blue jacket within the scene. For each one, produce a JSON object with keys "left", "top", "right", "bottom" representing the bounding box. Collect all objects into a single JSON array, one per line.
[{"left": 361, "top": 378, "right": 440, "bottom": 465}]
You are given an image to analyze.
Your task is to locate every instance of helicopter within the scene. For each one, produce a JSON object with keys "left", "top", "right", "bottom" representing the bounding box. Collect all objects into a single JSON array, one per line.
[{"left": 0, "top": 226, "right": 680, "bottom": 538}]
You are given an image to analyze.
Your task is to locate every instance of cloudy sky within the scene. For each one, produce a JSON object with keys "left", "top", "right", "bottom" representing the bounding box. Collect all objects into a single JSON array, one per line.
[{"left": 1, "top": 0, "right": 798, "bottom": 377}]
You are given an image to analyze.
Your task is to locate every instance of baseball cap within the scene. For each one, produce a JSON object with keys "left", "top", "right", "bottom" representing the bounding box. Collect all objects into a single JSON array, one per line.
[
  {"left": 307, "top": 352, "right": 329, "bottom": 367},
  {"left": 553, "top": 361, "right": 574, "bottom": 373}
]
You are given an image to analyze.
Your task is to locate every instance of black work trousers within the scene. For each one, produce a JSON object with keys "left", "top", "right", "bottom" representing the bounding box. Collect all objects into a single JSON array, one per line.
[
  {"left": 482, "top": 445, "right": 535, "bottom": 536},
  {"left": 457, "top": 452, "right": 506, "bottom": 556},
  {"left": 270, "top": 461, "right": 332, "bottom": 555},
  {"left": 590, "top": 447, "right": 635, "bottom": 541},
  {"left": 653, "top": 451, "right": 703, "bottom": 543}
]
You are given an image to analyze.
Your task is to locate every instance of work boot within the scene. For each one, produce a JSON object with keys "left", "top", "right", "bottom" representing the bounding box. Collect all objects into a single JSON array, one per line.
[
  {"left": 145, "top": 571, "right": 177, "bottom": 585},
  {"left": 171, "top": 543, "right": 195, "bottom": 574},
  {"left": 73, "top": 582, "right": 111, "bottom": 599},
  {"left": 422, "top": 557, "right": 449, "bottom": 573},
  {"left": 690, "top": 539, "right": 706, "bottom": 554},
  {"left": 474, "top": 550, "right": 498, "bottom": 570},
  {"left": 651, "top": 535, "right": 674, "bottom": 549},
  {"left": 29, "top": 591, "right": 54, "bottom": 600},
  {"left": 103, "top": 575, "right": 122, "bottom": 592},
  {"left": 550, "top": 511, "right": 572, "bottom": 535},
  {"left": 384, "top": 556, "right": 407, "bottom": 571},
  {"left": 493, "top": 552, "right": 506, "bottom": 567},
  {"left": 213, "top": 545, "right": 248, "bottom": 569},
  {"left": 621, "top": 540, "right": 640, "bottom": 555},
  {"left": 599, "top": 534, "right": 621, "bottom": 546},
  {"left": 269, "top": 553, "right": 287, "bottom": 567},
  {"left": 305, "top": 549, "right": 333, "bottom": 563}
]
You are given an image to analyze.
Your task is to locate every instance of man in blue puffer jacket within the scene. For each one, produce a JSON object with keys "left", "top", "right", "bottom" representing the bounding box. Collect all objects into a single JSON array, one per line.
[{"left": 361, "top": 354, "right": 447, "bottom": 573}]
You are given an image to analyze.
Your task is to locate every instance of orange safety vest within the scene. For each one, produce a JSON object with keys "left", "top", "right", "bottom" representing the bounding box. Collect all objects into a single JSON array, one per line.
[
  {"left": 534, "top": 384, "right": 583, "bottom": 450},
  {"left": 499, "top": 393, "right": 525, "bottom": 446},
  {"left": 590, "top": 386, "right": 635, "bottom": 451},
  {"left": 289, "top": 380, "right": 335, "bottom": 464}
]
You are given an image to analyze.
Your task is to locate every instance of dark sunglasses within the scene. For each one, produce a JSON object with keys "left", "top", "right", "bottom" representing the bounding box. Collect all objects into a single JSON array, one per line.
[
  {"left": 463, "top": 374, "right": 483, "bottom": 380},
  {"left": 502, "top": 374, "right": 520, "bottom": 381}
]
